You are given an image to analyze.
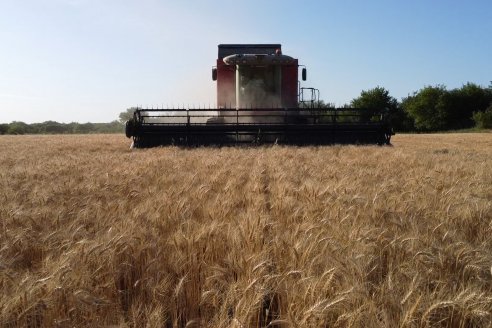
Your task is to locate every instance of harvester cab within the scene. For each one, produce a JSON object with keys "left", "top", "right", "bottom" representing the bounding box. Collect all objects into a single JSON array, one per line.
[{"left": 125, "top": 44, "right": 394, "bottom": 147}]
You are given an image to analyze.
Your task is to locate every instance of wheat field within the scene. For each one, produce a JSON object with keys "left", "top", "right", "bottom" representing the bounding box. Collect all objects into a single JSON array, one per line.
[{"left": 0, "top": 133, "right": 491, "bottom": 327}]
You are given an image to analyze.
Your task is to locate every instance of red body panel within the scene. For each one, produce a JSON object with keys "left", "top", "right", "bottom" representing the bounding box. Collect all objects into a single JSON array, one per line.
[
  {"left": 281, "top": 60, "right": 298, "bottom": 108},
  {"left": 216, "top": 59, "right": 235, "bottom": 109}
]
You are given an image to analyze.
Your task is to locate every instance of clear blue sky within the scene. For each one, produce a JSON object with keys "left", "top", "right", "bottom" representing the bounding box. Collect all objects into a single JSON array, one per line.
[{"left": 0, "top": 0, "right": 491, "bottom": 123}]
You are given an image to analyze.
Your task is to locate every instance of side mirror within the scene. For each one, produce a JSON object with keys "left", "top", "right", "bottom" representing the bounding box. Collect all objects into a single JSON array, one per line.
[
  {"left": 302, "top": 68, "right": 307, "bottom": 81},
  {"left": 212, "top": 68, "right": 217, "bottom": 81}
]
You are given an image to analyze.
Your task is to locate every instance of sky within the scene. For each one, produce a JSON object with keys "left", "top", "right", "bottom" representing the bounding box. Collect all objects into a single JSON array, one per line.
[{"left": 0, "top": 0, "right": 491, "bottom": 123}]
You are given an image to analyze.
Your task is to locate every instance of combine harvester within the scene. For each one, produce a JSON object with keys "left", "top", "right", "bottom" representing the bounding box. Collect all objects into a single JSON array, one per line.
[{"left": 125, "top": 44, "right": 394, "bottom": 147}]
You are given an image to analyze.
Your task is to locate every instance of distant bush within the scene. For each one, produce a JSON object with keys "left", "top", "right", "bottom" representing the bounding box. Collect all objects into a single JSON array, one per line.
[
  {"left": 0, "top": 123, "right": 9, "bottom": 135},
  {"left": 473, "top": 103, "right": 492, "bottom": 129}
]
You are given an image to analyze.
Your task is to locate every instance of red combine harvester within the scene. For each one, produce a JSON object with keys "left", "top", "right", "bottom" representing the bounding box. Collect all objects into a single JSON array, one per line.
[{"left": 125, "top": 44, "right": 394, "bottom": 147}]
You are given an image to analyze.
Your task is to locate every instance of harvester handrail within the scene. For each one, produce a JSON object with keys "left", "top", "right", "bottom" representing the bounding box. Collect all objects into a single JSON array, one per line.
[
  {"left": 136, "top": 108, "right": 389, "bottom": 124},
  {"left": 136, "top": 107, "right": 388, "bottom": 112}
]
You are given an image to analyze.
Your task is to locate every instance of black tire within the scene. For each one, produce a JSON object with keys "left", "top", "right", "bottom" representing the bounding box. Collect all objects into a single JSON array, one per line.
[{"left": 125, "top": 119, "right": 134, "bottom": 138}]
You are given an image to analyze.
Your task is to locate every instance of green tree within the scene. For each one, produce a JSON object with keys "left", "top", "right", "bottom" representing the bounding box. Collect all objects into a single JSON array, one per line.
[
  {"left": 119, "top": 107, "right": 140, "bottom": 123},
  {"left": 350, "top": 86, "right": 399, "bottom": 111},
  {"left": 473, "top": 103, "right": 492, "bottom": 129},
  {"left": 42, "top": 121, "right": 68, "bottom": 134},
  {"left": 65, "top": 122, "right": 78, "bottom": 133},
  {"left": 0, "top": 123, "right": 9, "bottom": 134},
  {"left": 74, "top": 122, "right": 95, "bottom": 134},
  {"left": 7, "top": 121, "right": 30, "bottom": 135},
  {"left": 93, "top": 121, "right": 123, "bottom": 133},
  {"left": 349, "top": 86, "right": 414, "bottom": 130},
  {"left": 401, "top": 85, "right": 448, "bottom": 131}
]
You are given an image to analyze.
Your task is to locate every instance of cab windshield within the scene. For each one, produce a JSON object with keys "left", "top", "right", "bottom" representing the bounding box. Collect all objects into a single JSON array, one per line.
[{"left": 236, "top": 65, "right": 281, "bottom": 108}]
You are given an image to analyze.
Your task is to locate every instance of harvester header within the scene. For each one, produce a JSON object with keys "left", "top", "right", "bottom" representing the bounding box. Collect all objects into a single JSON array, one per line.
[{"left": 125, "top": 44, "right": 394, "bottom": 147}]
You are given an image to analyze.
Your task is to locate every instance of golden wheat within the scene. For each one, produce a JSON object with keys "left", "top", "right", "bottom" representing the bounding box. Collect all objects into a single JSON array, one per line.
[{"left": 0, "top": 133, "right": 491, "bottom": 327}]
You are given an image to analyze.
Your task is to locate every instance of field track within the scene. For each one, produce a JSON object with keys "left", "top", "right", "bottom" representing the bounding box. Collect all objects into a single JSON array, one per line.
[{"left": 1, "top": 133, "right": 491, "bottom": 327}]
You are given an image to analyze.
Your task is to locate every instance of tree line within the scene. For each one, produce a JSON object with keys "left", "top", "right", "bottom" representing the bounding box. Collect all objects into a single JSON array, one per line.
[
  {"left": 347, "top": 83, "right": 492, "bottom": 131},
  {"left": 0, "top": 121, "right": 123, "bottom": 135},
  {"left": 1, "top": 83, "right": 491, "bottom": 135}
]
